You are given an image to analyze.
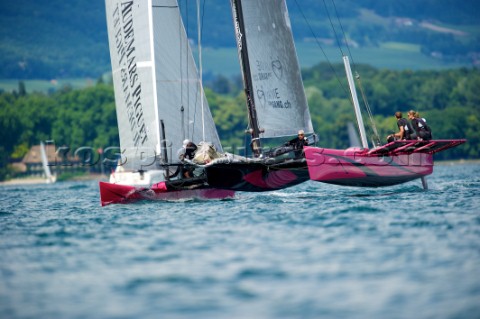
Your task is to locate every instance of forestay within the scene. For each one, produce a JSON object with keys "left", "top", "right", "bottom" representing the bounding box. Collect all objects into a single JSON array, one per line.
[
  {"left": 105, "top": 0, "right": 221, "bottom": 171},
  {"left": 234, "top": 0, "right": 313, "bottom": 138}
]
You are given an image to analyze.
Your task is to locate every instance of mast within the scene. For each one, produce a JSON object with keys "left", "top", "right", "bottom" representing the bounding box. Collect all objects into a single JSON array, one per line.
[
  {"left": 230, "top": 0, "right": 262, "bottom": 157},
  {"left": 343, "top": 55, "right": 369, "bottom": 149}
]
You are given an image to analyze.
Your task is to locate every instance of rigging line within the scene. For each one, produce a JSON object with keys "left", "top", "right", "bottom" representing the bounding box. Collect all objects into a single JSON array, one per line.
[
  {"left": 335, "top": 2, "right": 380, "bottom": 144},
  {"left": 201, "top": 0, "right": 206, "bottom": 36},
  {"left": 356, "top": 72, "right": 379, "bottom": 139},
  {"left": 186, "top": 0, "right": 191, "bottom": 140},
  {"left": 179, "top": 1, "right": 184, "bottom": 140},
  {"left": 293, "top": 0, "right": 348, "bottom": 96},
  {"left": 357, "top": 74, "right": 381, "bottom": 145},
  {"left": 186, "top": 0, "right": 198, "bottom": 142},
  {"left": 180, "top": 1, "right": 198, "bottom": 142},
  {"left": 197, "top": 0, "right": 205, "bottom": 142},
  {"left": 188, "top": 0, "right": 207, "bottom": 143},
  {"left": 201, "top": 0, "right": 207, "bottom": 142},
  {"left": 331, "top": 0, "right": 380, "bottom": 144},
  {"left": 182, "top": 0, "right": 192, "bottom": 140},
  {"left": 190, "top": 0, "right": 207, "bottom": 142},
  {"left": 322, "top": 0, "right": 344, "bottom": 57},
  {"left": 244, "top": 124, "right": 249, "bottom": 158},
  {"left": 331, "top": 0, "right": 355, "bottom": 68}
]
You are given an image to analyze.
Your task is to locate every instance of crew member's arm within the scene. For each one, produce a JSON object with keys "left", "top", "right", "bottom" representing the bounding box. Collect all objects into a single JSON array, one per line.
[{"left": 396, "top": 126, "right": 405, "bottom": 139}]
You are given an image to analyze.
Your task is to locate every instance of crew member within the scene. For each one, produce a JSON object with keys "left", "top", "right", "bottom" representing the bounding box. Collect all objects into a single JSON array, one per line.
[
  {"left": 387, "top": 111, "right": 415, "bottom": 142},
  {"left": 285, "top": 130, "right": 309, "bottom": 158}
]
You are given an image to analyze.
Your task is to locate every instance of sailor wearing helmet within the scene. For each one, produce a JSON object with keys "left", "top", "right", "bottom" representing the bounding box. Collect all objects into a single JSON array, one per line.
[{"left": 178, "top": 139, "right": 197, "bottom": 161}]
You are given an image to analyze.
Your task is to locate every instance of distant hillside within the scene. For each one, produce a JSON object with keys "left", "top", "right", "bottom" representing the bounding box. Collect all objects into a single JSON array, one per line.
[
  {"left": 0, "top": 0, "right": 109, "bottom": 79},
  {"left": 0, "top": 0, "right": 479, "bottom": 80}
]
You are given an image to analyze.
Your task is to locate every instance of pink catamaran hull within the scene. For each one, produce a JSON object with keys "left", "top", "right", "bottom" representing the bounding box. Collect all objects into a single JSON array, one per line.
[
  {"left": 304, "top": 139, "right": 466, "bottom": 187},
  {"left": 99, "top": 181, "right": 235, "bottom": 206}
]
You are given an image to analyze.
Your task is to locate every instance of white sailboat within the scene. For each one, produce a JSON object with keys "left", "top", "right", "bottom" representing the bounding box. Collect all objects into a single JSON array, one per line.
[
  {"left": 100, "top": 0, "right": 234, "bottom": 205},
  {"left": 40, "top": 141, "right": 56, "bottom": 184}
]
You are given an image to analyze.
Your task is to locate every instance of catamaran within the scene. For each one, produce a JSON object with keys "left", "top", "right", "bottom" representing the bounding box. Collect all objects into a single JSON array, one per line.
[
  {"left": 302, "top": 18, "right": 466, "bottom": 188},
  {"left": 197, "top": 0, "right": 316, "bottom": 192},
  {"left": 99, "top": 0, "right": 234, "bottom": 205}
]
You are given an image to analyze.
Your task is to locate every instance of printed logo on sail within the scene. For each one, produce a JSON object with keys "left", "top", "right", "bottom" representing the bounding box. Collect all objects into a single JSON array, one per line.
[
  {"left": 269, "top": 100, "right": 291, "bottom": 109},
  {"left": 254, "top": 60, "right": 272, "bottom": 81},
  {"left": 112, "top": 0, "right": 147, "bottom": 147},
  {"left": 256, "top": 86, "right": 290, "bottom": 109},
  {"left": 271, "top": 59, "right": 283, "bottom": 80}
]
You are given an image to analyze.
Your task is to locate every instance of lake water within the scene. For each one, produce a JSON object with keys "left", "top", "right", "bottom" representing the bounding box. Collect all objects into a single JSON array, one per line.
[{"left": 1, "top": 163, "right": 479, "bottom": 319}]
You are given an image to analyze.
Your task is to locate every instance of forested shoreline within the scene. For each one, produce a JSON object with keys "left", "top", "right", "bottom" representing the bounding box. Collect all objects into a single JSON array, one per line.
[{"left": 1, "top": 65, "right": 478, "bottom": 180}]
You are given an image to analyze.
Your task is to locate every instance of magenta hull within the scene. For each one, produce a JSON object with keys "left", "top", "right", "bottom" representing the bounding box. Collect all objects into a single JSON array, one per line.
[
  {"left": 99, "top": 181, "right": 235, "bottom": 206},
  {"left": 304, "top": 146, "right": 433, "bottom": 187},
  {"left": 304, "top": 139, "right": 465, "bottom": 187}
]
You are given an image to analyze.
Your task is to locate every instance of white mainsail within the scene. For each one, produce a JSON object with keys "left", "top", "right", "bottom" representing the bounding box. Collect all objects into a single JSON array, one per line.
[
  {"left": 105, "top": 0, "right": 221, "bottom": 171},
  {"left": 231, "top": 0, "right": 314, "bottom": 139}
]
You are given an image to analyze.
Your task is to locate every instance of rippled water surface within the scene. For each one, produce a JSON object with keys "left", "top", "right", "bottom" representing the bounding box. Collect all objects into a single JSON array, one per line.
[{"left": 1, "top": 163, "right": 479, "bottom": 319}]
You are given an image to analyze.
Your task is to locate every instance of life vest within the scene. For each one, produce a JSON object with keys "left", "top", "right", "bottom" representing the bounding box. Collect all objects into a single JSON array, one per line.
[
  {"left": 398, "top": 118, "right": 414, "bottom": 139},
  {"left": 416, "top": 118, "right": 432, "bottom": 139}
]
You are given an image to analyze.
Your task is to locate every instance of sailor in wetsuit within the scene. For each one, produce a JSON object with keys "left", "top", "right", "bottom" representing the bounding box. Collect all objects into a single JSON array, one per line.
[
  {"left": 408, "top": 110, "right": 432, "bottom": 141},
  {"left": 179, "top": 139, "right": 197, "bottom": 178},
  {"left": 387, "top": 111, "right": 416, "bottom": 142},
  {"left": 285, "top": 130, "right": 309, "bottom": 158}
]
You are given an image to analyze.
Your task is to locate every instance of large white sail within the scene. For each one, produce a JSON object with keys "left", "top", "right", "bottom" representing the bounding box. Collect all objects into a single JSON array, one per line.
[
  {"left": 232, "top": 0, "right": 313, "bottom": 139},
  {"left": 105, "top": 0, "right": 221, "bottom": 171}
]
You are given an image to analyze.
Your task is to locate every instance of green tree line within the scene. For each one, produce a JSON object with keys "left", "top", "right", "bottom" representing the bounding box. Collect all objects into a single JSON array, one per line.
[
  {"left": 302, "top": 64, "right": 479, "bottom": 160},
  {"left": 1, "top": 66, "right": 479, "bottom": 180},
  {"left": 0, "top": 83, "right": 118, "bottom": 179}
]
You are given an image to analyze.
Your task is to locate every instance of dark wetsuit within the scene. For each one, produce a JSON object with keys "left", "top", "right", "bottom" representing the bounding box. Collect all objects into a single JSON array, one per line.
[
  {"left": 184, "top": 143, "right": 197, "bottom": 160},
  {"left": 411, "top": 118, "right": 432, "bottom": 140},
  {"left": 181, "top": 142, "right": 197, "bottom": 178},
  {"left": 397, "top": 118, "right": 415, "bottom": 140},
  {"left": 286, "top": 137, "right": 308, "bottom": 158}
]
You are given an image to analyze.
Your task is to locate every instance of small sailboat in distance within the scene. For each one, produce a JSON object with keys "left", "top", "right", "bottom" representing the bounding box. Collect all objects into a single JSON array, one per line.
[
  {"left": 40, "top": 141, "right": 56, "bottom": 184},
  {"left": 99, "top": 0, "right": 234, "bottom": 205}
]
